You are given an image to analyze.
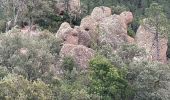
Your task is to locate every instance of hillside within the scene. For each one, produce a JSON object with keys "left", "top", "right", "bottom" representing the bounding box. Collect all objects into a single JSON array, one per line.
[{"left": 0, "top": 0, "right": 170, "bottom": 100}]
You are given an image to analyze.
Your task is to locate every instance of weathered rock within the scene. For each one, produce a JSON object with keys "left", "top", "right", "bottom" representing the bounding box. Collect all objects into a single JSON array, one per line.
[
  {"left": 56, "top": 22, "right": 72, "bottom": 39},
  {"left": 127, "top": 35, "right": 135, "bottom": 43},
  {"left": 79, "top": 9, "right": 134, "bottom": 49},
  {"left": 91, "top": 6, "right": 112, "bottom": 21},
  {"left": 63, "top": 29, "right": 79, "bottom": 45},
  {"left": 80, "top": 16, "right": 98, "bottom": 42},
  {"left": 56, "top": 23, "right": 92, "bottom": 46},
  {"left": 136, "top": 25, "right": 168, "bottom": 63},
  {"left": 75, "top": 26, "right": 91, "bottom": 47},
  {"left": 55, "top": 22, "right": 79, "bottom": 45},
  {"left": 57, "top": 7, "right": 134, "bottom": 50},
  {"left": 99, "top": 15, "right": 127, "bottom": 35},
  {"left": 98, "top": 14, "right": 134, "bottom": 49},
  {"left": 120, "top": 11, "right": 133, "bottom": 25},
  {"left": 60, "top": 44, "right": 95, "bottom": 70}
]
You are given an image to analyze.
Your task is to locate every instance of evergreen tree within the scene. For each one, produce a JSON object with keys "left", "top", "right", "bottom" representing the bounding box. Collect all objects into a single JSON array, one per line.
[{"left": 144, "top": 3, "right": 170, "bottom": 61}]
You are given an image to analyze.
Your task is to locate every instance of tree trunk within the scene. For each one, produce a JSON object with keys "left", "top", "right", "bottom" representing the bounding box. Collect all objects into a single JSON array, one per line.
[
  {"left": 155, "top": 32, "right": 160, "bottom": 61},
  {"left": 14, "top": 10, "right": 19, "bottom": 26}
]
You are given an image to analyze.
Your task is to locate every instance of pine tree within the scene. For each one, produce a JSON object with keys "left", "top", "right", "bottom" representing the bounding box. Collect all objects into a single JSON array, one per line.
[{"left": 145, "top": 3, "right": 170, "bottom": 61}]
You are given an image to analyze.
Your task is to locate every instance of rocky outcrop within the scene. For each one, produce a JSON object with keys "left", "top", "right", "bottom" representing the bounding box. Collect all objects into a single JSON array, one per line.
[
  {"left": 120, "top": 11, "right": 133, "bottom": 27},
  {"left": 91, "top": 6, "right": 112, "bottom": 21},
  {"left": 136, "top": 24, "right": 168, "bottom": 63},
  {"left": 56, "top": 7, "right": 135, "bottom": 69},
  {"left": 56, "top": 22, "right": 91, "bottom": 46},
  {"left": 60, "top": 44, "right": 95, "bottom": 70},
  {"left": 55, "top": 22, "right": 78, "bottom": 45},
  {"left": 56, "top": 6, "right": 168, "bottom": 66},
  {"left": 97, "top": 12, "right": 134, "bottom": 50}
]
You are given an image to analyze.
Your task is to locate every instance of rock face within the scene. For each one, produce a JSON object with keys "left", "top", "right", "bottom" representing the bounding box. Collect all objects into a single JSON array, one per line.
[
  {"left": 136, "top": 25, "right": 168, "bottom": 63},
  {"left": 97, "top": 12, "right": 134, "bottom": 50},
  {"left": 60, "top": 44, "right": 95, "bottom": 70},
  {"left": 56, "top": 6, "right": 168, "bottom": 66},
  {"left": 56, "top": 22, "right": 78, "bottom": 45},
  {"left": 91, "top": 6, "right": 112, "bottom": 21},
  {"left": 56, "top": 6, "right": 135, "bottom": 69},
  {"left": 56, "top": 22, "right": 91, "bottom": 46},
  {"left": 120, "top": 11, "right": 133, "bottom": 26}
]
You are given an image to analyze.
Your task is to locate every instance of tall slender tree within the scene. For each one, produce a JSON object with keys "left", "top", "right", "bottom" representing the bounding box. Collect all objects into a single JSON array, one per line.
[{"left": 145, "top": 3, "right": 170, "bottom": 61}]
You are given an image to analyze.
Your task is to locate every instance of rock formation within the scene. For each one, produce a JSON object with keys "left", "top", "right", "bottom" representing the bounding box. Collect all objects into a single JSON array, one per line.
[
  {"left": 60, "top": 44, "right": 95, "bottom": 70},
  {"left": 56, "top": 6, "right": 136, "bottom": 68},
  {"left": 91, "top": 6, "right": 112, "bottom": 21},
  {"left": 56, "top": 6, "right": 168, "bottom": 67},
  {"left": 136, "top": 24, "right": 168, "bottom": 63},
  {"left": 79, "top": 7, "right": 134, "bottom": 48}
]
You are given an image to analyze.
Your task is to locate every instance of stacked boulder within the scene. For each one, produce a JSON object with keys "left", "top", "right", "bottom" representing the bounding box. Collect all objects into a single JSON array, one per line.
[
  {"left": 80, "top": 6, "right": 134, "bottom": 50},
  {"left": 56, "top": 6, "right": 168, "bottom": 68},
  {"left": 56, "top": 22, "right": 94, "bottom": 70},
  {"left": 56, "top": 6, "right": 136, "bottom": 69}
]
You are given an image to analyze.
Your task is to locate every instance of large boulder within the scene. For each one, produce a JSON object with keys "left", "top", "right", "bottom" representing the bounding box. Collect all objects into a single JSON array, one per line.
[
  {"left": 56, "top": 22, "right": 72, "bottom": 39},
  {"left": 74, "top": 26, "right": 91, "bottom": 47},
  {"left": 80, "top": 16, "right": 98, "bottom": 42},
  {"left": 80, "top": 6, "right": 112, "bottom": 43},
  {"left": 98, "top": 15, "right": 127, "bottom": 35},
  {"left": 57, "top": 7, "right": 134, "bottom": 50},
  {"left": 60, "top": 44, "right": 95, "bottom": 70},
  {"left": 56, "top": 23, "right": 91, "bottom": 46},
  {"left": 120, "top": 11, "right": 133, "bottom": 26},
  {"left": 98, "top": 12, "right": 134, "bottom": 49},
  {"left": 55, "top": 22, "right": 79, "bottom": 45},
  {"left": 91, "top": 6, "right": 112, "bottom": 21},
  {"left": 136, "top": 25, "right": 168, "bottom": 63}
]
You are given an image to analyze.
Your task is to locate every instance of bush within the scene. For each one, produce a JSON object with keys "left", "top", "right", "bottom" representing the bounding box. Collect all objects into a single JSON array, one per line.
[
  {"left": 111, "top": 5, "right": 128, "bottom": 14},
  {"left": 0, "top": 74, "right": 54, "bottom": 100},
  {"left": 89, "top": 55, "right": 132, "bottom": 100},
  {"left": 127, "top": 61, "right": 170, "bottom": 100},
  {"left": 0, "top": 20, "right": 6, "bottom": 32},
  {"left": 0, "top": 29, "right": 62, "bottom": 81}
]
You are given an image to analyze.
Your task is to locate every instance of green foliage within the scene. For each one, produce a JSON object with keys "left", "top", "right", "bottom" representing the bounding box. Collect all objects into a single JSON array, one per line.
[
  {"left": 128, "top": 61, "right": 170, "bottom": 100},
  {"left": 89, "top": 55, "right": 131, "bottom": 100},
  {"left": 0, "top": 66, "right": 8, "bottom": 79},
  {"left": 0, "top": 0, "right": 170, "bottom": 100},
  {"left": 117, "top": 44, "right": 146, "bottom": 64},
  {"left": 111, "top": 5, "right": 128, "bottom": 14},
  {"left": 127, "top": 26, "right": 136, "bottom": 37},
  {"left": 0, "top": 74, "right": 54, "bottom": 100},
  {"left": 0, "top": 29, "right": 63, "bottom": 81},
  {"left": 145, "top": 3, "right": 169, "bottom": 37},
  {"left": 61, "top": 57, "right": 76, "bottom": 72},
  {"left": 0, "top": 20, "right": 6, "bottom": 32}
]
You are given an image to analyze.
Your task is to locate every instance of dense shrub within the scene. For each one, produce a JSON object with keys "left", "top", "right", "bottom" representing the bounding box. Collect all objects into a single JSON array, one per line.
[
  {"left": 89, "top": 55, "right": 133, "bottom": 100},
  {"left": 128, "top": 61, "right": 170, "bottom": 100},
  {"left": 0, "top": 74, "right": 54, "bottom": 100},
  {"left": 0, "top": 29, "right": 62, "bottom": 81}
]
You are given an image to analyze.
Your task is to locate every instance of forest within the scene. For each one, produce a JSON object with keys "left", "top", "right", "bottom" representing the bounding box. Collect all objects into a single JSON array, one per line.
[{"left": 0, "top": 0, "right": 170, "bottom": 100}]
